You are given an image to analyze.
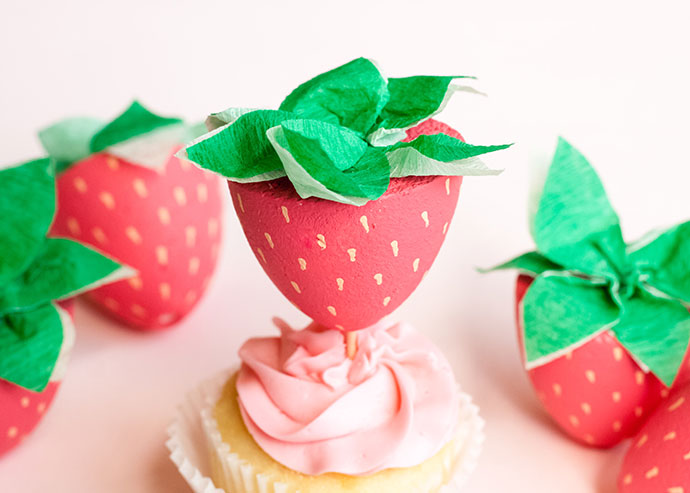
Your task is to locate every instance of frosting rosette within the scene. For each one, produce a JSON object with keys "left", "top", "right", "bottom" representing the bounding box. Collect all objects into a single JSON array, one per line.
[{"left": 236, "top": 319, "right": 460, "bottom": 476}]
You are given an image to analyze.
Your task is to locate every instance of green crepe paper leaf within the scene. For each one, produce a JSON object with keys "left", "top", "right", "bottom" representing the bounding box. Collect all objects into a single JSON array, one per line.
[
  {"left": 629, "top": 221, "right": 690, "bottom": 304},
  {"left": 0, "top": 159, "right": 56, "bottom": 284},
  {"left": 0, "top": 238, "right": 133, "bottom": 314},
  {"left": 38, "top": 117, "right": 104, "bottom": 173},
  {"left": 266, "top": 119, "right": 390, "bottom": 205},
  {"left": 181, "top": 110, "right": 292, "bottom": 182},
  {"left": 482, "top": 251, "right": 562, "bottom": 276},
  {"left": 521, "top": 273, "right": 619, "bottom": 367},
  {"left": 90, "top": 101, "right": 182, "bottom": 153},
  {"left": 385, "top": 133, "right": 509, "bottom": 177},
  {"left": 532, "top": 138, "right": 628, "bottom": 278},
  {"left": 278, "top": 57, "right": 388, "bottom": 135},
  {"left": 368, "top": 76, "right": 477, "bottom": 146},
  {"left": 0, "top": 303, "right": 64, "bottom": 391},
  {"left": 614, "top": 287, "right": 690, "bottom": 386}
]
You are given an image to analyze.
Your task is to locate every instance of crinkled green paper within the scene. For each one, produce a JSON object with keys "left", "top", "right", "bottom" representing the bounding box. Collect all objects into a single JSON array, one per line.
[
  {"left": 39, "top": 101, "right": 185, "bottom": 171},
  {"left": 489, "top": 138, "right": 690, "bottom": 386},
  {"left": 181, "top": 58, "right": 510, "bottom": 205},
  {"left": 0, "top": 158, "right": 131, "bottom": 391}
]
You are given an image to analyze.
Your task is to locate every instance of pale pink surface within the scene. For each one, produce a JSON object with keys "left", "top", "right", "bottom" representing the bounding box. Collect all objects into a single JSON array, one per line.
[{"left": 237, "top": 319, "right": 459, "bottom": 475}]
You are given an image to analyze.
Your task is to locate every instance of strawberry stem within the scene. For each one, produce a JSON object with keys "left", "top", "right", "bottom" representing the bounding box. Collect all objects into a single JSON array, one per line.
[{"left": 346, "top": 331, "right": 358, "bottom": 360}]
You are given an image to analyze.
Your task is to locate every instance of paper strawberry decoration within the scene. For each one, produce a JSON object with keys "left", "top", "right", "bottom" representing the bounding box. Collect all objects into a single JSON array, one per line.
[
  {"left": 0, "top": 158, "right": 129, "bottom": 456},
  {"left": 490, "top": 138, "right": 690, "bottom": 448},
  {"left": 618, "top": 383, "right": 690, "bottom": 492},
  {"left": 181, "top": 58, "right": 510, "bottom": 331},
  {"left": 39, "top": 102, "right": 224, "bottom": 330}
]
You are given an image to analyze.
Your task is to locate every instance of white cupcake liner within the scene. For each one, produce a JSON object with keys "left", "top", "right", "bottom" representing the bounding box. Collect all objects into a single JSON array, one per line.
[{"left": 167, "top": 370, "right": 485, "bottom": 493}]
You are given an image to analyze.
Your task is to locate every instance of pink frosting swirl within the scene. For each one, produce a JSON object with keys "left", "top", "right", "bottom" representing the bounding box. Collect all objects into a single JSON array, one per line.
[{"left": 236, "top": 319, "right": 459, "bottom": 476}]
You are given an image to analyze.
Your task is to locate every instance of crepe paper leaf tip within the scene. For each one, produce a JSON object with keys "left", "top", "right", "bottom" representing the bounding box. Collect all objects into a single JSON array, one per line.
[
  {"left": 38, "top": 117, "right": 105, "bottom": 172},
  {"left": 488, "top": 137, "right": 690, "bottom": 385}
]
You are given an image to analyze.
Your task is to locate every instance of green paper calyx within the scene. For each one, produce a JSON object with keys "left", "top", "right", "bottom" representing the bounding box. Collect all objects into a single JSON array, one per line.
[
  {"left": 181, "top": 58, "right": 511, "bottom": 206},
  {"left": 488, "top": 138, "right": 690, "bottom": 386},
  {"left": 39, "top": 101, "right": 185, "bottom": 171},
  {"left": 0, "top": 159, "right": 133, "bottom": 391}
]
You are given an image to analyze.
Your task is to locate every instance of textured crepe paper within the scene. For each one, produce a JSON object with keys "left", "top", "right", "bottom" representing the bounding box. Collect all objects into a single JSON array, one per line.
[
  {"left": 180, "top": 57, "right": 511, "bottom": 206},
  {"left": 489, "top": 138, "right": 690, "bottom": 387},
  {"left": 228, "top": 120, "right": 463, "bottom": 332},
  {"left": 39, "top": 101, "right": 185, "bottom": 171},
  {"left": 49, "top": 149, "right": 224, "bottom": 330},
  {"left": 0, "top": 159, "right": 130, "bottom": 391},
  {"left": 618, "top": 384, "right": 690, "bottom": 492}
]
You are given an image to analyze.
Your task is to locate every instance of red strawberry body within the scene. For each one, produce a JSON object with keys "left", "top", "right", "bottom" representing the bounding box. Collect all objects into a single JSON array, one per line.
[
  {"left": 51, "top": 148, "right": 223, "bottom": 330},
  {"left": 618, "top": 383, "right": 690, "bottom": 492},
  {"left": 516, "top": 275, "right": 690, "bottom": 447},
  {"left": 0, "top": 300, "right": 73, "bottom": 457},
  {"left": 229, "top": 120, "right": 462, "bottom": 332}
]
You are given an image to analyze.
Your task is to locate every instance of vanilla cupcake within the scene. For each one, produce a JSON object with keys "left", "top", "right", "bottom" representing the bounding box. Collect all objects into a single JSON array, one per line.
[{"left": 196, "top": 319, "right": 482, "bottom": 493}]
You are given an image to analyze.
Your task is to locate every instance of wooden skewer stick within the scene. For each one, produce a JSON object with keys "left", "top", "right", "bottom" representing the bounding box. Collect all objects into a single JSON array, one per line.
[{"left": 346, "top": 331, "right": 358, "bottom": 360}]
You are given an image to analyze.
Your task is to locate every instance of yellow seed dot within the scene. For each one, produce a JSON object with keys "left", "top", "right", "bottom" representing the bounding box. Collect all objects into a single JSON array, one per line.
[
  {"left": 237, "top": 193, "right": 245, "bottom": 213},
  {"left": 637, "top": 434, "right": 648, "bottom": 448},
  {"left": 7, "top": 427, "right": 18, "bottom": 438},
  {"left": 413, "top": 258, "right": 420, "bottom": 272},
  {"left": 335, "top": 324, "right": 345, "bottom": 331},
  {"left": 73, "top": 177, "right": 87, "bottom": 193},
  {"left": 645, "top": 466, "right": 659, "bottom": 479},
  {"left": 336, "top": 278, "right": 344, "bottom": 291},
  {"left": 360, "top": 215, "right": 369, "bottom": 233},
  {"left": 445, "top": 178, "right": 451, "bottom": 195},
  {"left": 421, "top": 211, "right": 429, "bottom": 227},
  {"left": 613, "top": 421, "right": 622, "bottom": 432},
  {"left": 635, "top": 406, "right": 644, "bottom": 417},
  {"left": 553, "top": 383, "right": 562, "bottom": 396},
  {"left": 569, "top": 415, "right": 579, "bottom": 427},
  {"left": 196, "top": 183, "right": 208, "bottom": 203},
  {"left": 106, "top": 156, "right": 120, "bottom": 170},
  {"left": 264, "top": 232, "right": 274, "bottom": 249},
  {"left": 125, "top": 226, "right": 142, "bottom": 244},
  {"left": 188, "top": 257, "right": 200, "bottom": 275},
  {"left": 158, "top": 207, "right": 171, "bottom": 225},
  {"left": 133, "top": 178, "right": 148, "bottom": 198},
  {"left": 173, "top": 186, "right": 187, "bottom": 205},
  {"left": 684, "top": 451, "right": 690, "bottom": 460},
  {"left": 585, "top": 370, "right": 596, "bottom": 383},
  {"left": 104, "top": 298, "right": 119, "bottom": 310},
  {"left": 581, "top": 402, "right": 592, "bottom": 415},
  {"left": 622, "top": 474, "right": 632, "bottom": 485},
  {"left": 208, "top": 218, "right": 219, "bottom": 237},
  {"left": 128, "top": 277, "right": 143, "bottom": 290},
  {"left": 185, "top": 226, "right": 197, "bottom": 247},
  {"left": 156, "top": 246, "right": 169, "bottom": 265},
  {"left": 159, "top": 283, "right": 171, "bottom": 301},
  {"left": 298, "top": 258, "right": 307, "bottom": 270},
  {"left": 347, "top": 248, "right": 356, "bottom": 262},
  {"left": 316, "top": 234, "right": 327, "bottom": 250},
  {"left": 584, "top": 434, "right": 595, "bottom": 445},
  {"left": 179, "top": 158, "right": 191, "bottom": 170},
  {"left": 257, "top": 248, "right": 266, "bottom": 264},
  {"left": 291, "top": 281, "right": 301, "bottom": 294},
  {"left": 374, "top": 273, "right": 383, "bottom": 285},
  {"left": 20, "top": 397, "right": 29, "bottom": 408},
  {"left": 391, "top": 240, "right": 399, "bottom": 257},
  {"left": 668, "top": 487, "right": 685, "bottom": 493},
  {"left": 662, "top": 388, "right": 670, "bottom": 398},
  {"left": 635, "top": 371, "right": 645, "bottom": 385},
  {"left": 443, "top": 222, "right": 449, "bottom": 234},
  {"left": 664, "top": 431, "right": 677, "bottom": 441},
  {"left": 669, "top": 397, "right": 685, "bottom": 412},
  {"left": 99, "top": 191, "right": 116, "bottom": 210},
  {"left": 327, "top": 306, "right": 337, "bottom": 316},
  {"left": 613, "top": 347, "right": 624, "bottom": 361},
  {"left": 383, "top": 296, "right": 391, "bottom": 307},
  {"left": 67, "top": 217, "right": 80, "bottom": 235},
  {"left": 92, "top": 227, "right": 107, "bottom": 244},
  {"left": 281, "top": 206, "right": 290, "bottom": 223},
  {"left": 612, "top": 391, "right": 621, "bottom": 402},
  {"left": 131, "top": 304, "right": 146, "bottom": 317},
  {"left": 36, "top": 402, "right": 46, "bottom": 413},
  {"left": 565, "top": 352, "right": 573, "bottom": 360}
]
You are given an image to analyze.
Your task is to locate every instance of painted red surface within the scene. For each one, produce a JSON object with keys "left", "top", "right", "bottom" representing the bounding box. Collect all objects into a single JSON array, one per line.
[
  {"left": 228, "top": 120, "right": 463, "bottom": 332},
  {"left": 51, "top": 148, "right": 223, "bottom": 330},
  {"left": 516, "top": 275, "right": 690, "bottom": 448},
  {"left": 618, "top": 383, "right": 690, "bottom": 492}
]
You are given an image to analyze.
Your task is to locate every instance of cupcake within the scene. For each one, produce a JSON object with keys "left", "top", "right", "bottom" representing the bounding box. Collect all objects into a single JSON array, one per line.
[{"left": 169, "top": 58, "right": 507, "bottom": 491}]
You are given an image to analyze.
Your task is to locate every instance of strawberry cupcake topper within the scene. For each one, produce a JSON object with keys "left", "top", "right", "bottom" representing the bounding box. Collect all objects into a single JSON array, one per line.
[
  {"left": 0, "top": 158, "right": 131, "bottom": 392},
  {"left": 491, "top": 138, "right": 690, "bottom": 388},
  {"left": 181, "top": 57, "right": 511, "bottom": 205}
]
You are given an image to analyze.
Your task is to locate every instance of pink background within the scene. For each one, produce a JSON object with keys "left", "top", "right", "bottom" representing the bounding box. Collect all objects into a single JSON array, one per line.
[{"left": 2, "top": 0, "right": 690, "bottom": 491}]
